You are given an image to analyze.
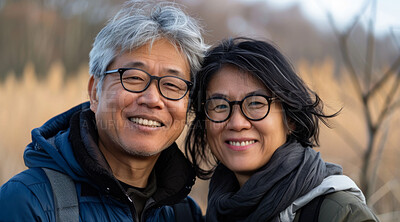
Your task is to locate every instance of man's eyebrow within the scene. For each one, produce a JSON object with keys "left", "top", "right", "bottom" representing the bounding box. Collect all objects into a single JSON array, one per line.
[
  {"left": 164, "top": 69, "right": 186, "bottom": 78},
  {"left": 122, "top": 61, "right": 187, "bottom": 78},
  {"left": 122, "top": 61, "right": 145, "bottom": 68}
]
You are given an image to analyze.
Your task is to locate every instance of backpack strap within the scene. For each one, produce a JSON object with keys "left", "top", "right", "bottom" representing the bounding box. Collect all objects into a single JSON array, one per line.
[
  {"left": 298, "top": 194, "right": 326, "bottom": 222},
  {"left": 172, "top": 198, "right": 195, "bottom": 222},
  {"left": 43, "top": 168, "right": 79, "bottom": 222}
]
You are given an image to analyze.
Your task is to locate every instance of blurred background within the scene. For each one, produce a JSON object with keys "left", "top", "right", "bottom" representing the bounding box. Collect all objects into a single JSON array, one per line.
[{"left": 0, "top": 0, "right": 399, "bottom": 220}]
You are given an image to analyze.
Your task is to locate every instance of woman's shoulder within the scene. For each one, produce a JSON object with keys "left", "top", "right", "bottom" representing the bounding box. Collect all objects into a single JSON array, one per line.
[{"left": 319, "top": 191, "right": 380, "bottom": 222}]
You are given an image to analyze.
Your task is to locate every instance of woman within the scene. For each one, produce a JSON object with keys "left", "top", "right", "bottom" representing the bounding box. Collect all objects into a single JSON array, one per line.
[{"left": 185, "top": 38, "right": 379, "bottom": 221}]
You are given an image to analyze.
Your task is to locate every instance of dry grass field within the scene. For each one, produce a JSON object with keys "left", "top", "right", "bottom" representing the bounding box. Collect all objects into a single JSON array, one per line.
[
  {"left": 0, "top": 62, "right": 89, "bottom": 181},
  {"left": 0, "top": 61, "right": 399, "bottom": 220}
]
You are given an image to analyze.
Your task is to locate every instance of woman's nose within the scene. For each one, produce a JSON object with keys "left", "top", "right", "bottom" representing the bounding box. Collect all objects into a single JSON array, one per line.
[{"left": 226, "top": 105, "right": 252, "bottom": 131}]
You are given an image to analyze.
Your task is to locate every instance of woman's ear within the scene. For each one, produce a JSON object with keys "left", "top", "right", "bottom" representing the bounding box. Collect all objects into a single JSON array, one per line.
[
  {"left": 287, "top": 120, "right": 295, "bottom": 135},
  {"left": 282, "top": 111, "right": 295, "bottom": 136},
  {"left": 88, "top": 76, "right": 99, "bottom": 113},
  {"left": 280, "top": 105, "right": 295, "bottom": 136}
]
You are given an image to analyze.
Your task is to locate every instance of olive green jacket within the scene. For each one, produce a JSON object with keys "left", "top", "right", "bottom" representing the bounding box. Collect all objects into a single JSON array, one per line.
[
  {"left": 280, "top": 175, "right": 379, "bottom": 222},
  {"left": 293, "top": 191, "right": 379, "bottom": 222}
]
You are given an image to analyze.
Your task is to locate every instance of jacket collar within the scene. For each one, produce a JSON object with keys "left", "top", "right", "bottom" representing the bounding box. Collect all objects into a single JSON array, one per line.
[{"left": 69, "top": 106, "right": 195, "bottom": 205}]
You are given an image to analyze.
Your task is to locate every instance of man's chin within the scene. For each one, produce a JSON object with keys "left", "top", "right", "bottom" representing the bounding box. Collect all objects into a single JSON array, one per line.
[{"left": 122, "top": 146, "right": 164, "bottom": 158}]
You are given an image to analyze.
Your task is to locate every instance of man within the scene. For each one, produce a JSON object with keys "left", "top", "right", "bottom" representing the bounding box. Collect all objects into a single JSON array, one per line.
[{"left": 0, "top": 1, "right": 208, "bottom": 221}]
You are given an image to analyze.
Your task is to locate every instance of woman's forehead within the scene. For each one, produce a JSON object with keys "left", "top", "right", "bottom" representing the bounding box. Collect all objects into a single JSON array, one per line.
[{"left": 206, "top": 67, "right": 268, "bottom": 98}]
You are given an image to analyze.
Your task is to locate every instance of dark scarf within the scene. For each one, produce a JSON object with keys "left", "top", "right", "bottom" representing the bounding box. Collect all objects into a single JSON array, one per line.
[{"left": 206, "top": 141, "right": 342, "bottom": 222}]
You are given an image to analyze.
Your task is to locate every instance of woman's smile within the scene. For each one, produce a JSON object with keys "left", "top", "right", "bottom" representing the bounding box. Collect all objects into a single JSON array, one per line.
[{"left": 225, "top": 139, "right": 257, "bottom": 151}]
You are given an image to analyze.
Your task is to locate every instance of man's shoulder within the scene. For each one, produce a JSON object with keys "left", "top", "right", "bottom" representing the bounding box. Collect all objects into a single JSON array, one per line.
[
  {"left": 0, "top": 168, "right": 55, "bottom": 221},
  {"left": 319, "top": 191, "right": 379, "bottom": 222},
  {"left": 0, "top": 168, "right": 52, "bottom": 201},
  {"left": 3, "top": 167, "right": 49, "bottom": 187}
]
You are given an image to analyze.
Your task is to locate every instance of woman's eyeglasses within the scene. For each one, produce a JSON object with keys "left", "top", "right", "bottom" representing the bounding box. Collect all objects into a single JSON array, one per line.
[{"left": 204, "top": 94, "right": 277, "bottom": 123}]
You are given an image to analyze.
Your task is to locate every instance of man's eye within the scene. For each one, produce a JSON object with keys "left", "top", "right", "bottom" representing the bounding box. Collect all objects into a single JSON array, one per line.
[
  {"left": 163, "top": 82, "right": 183, "bottom": 91},
  {"left": 124, "top": 76, "right": 144, "bottom": 82}
]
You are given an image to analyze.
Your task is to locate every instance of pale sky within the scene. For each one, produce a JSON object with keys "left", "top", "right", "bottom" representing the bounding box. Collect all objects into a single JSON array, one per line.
[{"left": 238, "top": 0, "right": 400, "bottom": 35}]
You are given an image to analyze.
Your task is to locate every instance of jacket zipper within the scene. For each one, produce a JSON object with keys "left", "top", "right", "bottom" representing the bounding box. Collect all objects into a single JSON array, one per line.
[
  {"left": 125, "top": 194, "right": 140, "bottom": 221},
  {"left": 140, "top": 198, "right": 156, "bottom": 222},
  {"left": 112, "top": 181, "right": 140, "bottom": 221}
]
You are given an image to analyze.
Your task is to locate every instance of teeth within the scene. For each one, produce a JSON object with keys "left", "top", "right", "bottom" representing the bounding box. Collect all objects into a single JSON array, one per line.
[
  {"left": 130, "top": 117, "right": 162, "bottom": 127},
  {"left": 228, "top": 140, "right": 255, "bottom": 146}
]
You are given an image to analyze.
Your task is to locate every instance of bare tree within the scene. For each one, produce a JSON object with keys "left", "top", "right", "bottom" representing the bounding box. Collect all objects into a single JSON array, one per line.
[{"left": 324, "top": 0, "right": 400, "bottom": 201}]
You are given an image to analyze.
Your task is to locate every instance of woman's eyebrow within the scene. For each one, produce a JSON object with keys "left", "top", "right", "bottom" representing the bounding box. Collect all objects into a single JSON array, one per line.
[
  {"left": 246, "top": 89, "right": 269, "bottom": 97},
  {"left": 207, "top": 89, "right": 268, "bottom": 100},
  {"left": 207, "top": 93, "right": 227, "bottom": 99}
]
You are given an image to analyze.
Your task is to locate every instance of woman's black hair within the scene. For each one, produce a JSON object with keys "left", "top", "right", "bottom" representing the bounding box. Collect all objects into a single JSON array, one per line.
[{"left": 185, "top": 37, "right": 339, "bottom": 179}]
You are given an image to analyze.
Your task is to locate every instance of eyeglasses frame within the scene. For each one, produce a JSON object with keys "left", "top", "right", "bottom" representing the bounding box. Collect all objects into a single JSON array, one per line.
[
  {"left": 104, "top": 68, "right": 193, "bottom": 101},
  {"left": 204, "top": 94, "right": 277, "bottom": 123}
]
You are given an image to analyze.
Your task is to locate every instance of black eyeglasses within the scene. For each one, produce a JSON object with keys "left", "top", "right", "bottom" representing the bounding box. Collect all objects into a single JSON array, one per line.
[
  {"left": 204, "top": 94, "right": 277, "bottom": 123},
  {"left": 104, "top": 68, "right": 193, "bottom": 100}
]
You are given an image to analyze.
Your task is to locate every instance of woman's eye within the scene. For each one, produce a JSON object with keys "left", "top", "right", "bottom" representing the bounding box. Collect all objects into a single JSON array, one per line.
[
  {"left": 247, "top": 101, "right": 266, "bottom": 108},
  {"left": 213, "top": 104, "right": 229, "bottom": 112}
]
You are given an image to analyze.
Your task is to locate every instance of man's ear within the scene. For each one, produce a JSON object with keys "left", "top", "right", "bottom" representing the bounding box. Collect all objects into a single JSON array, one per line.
[{"left": 88, "top": 75, "right": 99, "bottom": 113}]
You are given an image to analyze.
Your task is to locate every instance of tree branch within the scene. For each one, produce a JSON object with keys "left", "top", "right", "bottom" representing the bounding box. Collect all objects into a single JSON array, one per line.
[
  {"left": 387, "top": 99, "right": 400, "bottom": 116},
  {"left": 325, "top": 10, "right": 341, "bottom": 36},
  {"left": 366, "top": 55, "right": 400, "bottom": 100},
  {"left": 325, "top": 0, "right": 372, "bottom": 98},
  {"left": 369, "top": 118, "right": 391, "bottom": 199},
  {"left": 339, "top": 35, "right": 364, "bottom": 97},
  {"left": 364, "top": 0, "right": 377, "bottom": 89},
  {"left": 390, "top": 27, "right": 400, "bottom": 50},
  {"left": 343, "top": 0, "right": 371, "bottom": 36},
  {"left": 375, "top": 70, "right": 400, "bottom": 130}
]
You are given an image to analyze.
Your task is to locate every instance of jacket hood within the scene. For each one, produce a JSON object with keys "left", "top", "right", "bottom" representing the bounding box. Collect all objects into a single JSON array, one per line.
[
  {"left": 24, "top": 102, "right": 90, "bottom": 182},
  {"left": 279, "top": 175, "right": 366, "bottom": 221}
]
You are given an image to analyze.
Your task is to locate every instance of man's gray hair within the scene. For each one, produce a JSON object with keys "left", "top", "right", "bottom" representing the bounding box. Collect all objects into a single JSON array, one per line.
[{"left": 89, "top": 0, "right": 208, "bottom": 96}]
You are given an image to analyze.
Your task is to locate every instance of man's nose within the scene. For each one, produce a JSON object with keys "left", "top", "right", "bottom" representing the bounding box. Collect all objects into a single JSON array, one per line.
[{"left": 136, "top": 80, "right": 165, "bottom": 109}]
